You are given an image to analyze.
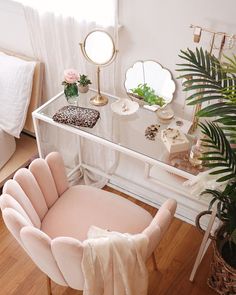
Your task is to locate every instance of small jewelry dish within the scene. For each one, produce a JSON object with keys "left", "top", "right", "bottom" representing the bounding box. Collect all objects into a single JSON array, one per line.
[
  {"left": 111, "top": 98, "right": 139, "bottom": 116},
  {"left": 156, "top": 106, "right": 174, "bottom": 124}
]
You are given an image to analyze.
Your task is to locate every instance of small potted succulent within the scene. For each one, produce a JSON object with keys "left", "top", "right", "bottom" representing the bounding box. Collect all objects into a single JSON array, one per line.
[{"left": 78, "top": 74, "right": 92, "bottom": 93}]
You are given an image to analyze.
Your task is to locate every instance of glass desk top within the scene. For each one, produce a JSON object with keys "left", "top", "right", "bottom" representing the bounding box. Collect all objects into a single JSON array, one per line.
[{"left": 36, "top": 89, "right": 200, "bottom": 178}]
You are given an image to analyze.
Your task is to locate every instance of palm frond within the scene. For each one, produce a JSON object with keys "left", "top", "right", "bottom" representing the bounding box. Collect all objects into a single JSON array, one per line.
[
  {"left": 197, "top": 104, "right": 236, "bottom": 117},
  {"left": 223, "top": 54, "right": 236, "bottom": 74},
  {"left": 178, "top": 49, "right": 236, "bottom": 244},
  {"left": 177, "top": 48, "right": 236, "bottom": 119},
  {"left": 201, "top": 182, "right": 236, "bottom": 239},
  {"left": 199, "top": 121, "right": 236, "bottom": 182}
]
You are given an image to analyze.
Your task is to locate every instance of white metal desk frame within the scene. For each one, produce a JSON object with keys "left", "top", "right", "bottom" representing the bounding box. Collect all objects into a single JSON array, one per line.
[
  {"left": 190, "top": 205, "right": 217, "bottom": 281},
  {"left": 32, "top": 90, "right": 215, "bottom": 282},
  {"left": 32, "top": 91, "right": 197, "bottom": 181}
]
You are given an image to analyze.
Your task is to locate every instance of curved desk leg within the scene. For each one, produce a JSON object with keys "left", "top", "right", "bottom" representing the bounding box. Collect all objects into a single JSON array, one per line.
[{"left": 189, "top": 205, "right": 217, "bottom": 282}]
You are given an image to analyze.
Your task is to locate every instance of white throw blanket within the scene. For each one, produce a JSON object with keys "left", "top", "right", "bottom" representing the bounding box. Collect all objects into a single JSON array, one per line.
[{"left": 81, "top": 226, "right": 149, "bottom": 295}]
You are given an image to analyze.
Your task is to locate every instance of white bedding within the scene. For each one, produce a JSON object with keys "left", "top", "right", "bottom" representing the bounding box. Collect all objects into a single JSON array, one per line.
[
  {"left": 0, "top": 128, "right": 16, "bottom": 169},
  {"left": 0, "top": 53, "right": 36, "bottom": 138}
]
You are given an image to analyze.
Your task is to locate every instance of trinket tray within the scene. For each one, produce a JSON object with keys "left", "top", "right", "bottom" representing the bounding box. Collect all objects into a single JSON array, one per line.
[
  {"left": 161, "top": 128, "right": 190, "bottom": 154},
  {"left": 111, "top": 98, "right": 139, "bottom": 116}
]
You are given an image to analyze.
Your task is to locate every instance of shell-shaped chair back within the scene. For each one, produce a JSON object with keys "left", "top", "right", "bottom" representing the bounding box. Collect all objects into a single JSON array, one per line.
[{"left": 0, "top": 152, "right": 177, "bottom": 291}]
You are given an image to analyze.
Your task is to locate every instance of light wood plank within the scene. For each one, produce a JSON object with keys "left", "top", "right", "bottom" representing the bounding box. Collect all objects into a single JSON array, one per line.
[
  {"left": 0, "top": 186, "right": 216, "bottom": 295},
  {"left": 0, "top": 133, "right": 38, "bottom": 187}
]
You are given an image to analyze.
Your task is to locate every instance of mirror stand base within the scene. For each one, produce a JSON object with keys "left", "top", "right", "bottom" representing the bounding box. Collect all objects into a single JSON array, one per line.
[{"left": 90, "top": 94, "right": 108, "bottom": 106}]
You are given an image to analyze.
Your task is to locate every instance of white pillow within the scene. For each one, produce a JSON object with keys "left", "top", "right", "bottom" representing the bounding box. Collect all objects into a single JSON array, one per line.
[{"left": 0, "top": 54, "right": 36, "bottom": 138}]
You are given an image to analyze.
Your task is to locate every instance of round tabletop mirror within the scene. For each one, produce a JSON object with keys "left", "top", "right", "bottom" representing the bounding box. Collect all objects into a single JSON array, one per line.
[
  {"left": 124, "top": 60, "right": 176, "bottom": 107},
  {"left": 83, "top": 30, "right": 115, "bottom": 65},
  {"left": 80, "top": 30, "right": 117, "bottom": 106}
]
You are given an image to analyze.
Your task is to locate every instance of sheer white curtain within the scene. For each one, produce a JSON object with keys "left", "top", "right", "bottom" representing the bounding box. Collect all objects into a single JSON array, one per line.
[
  {"left": 20, "top": 0, "right": 118, "bottom": 100},
  {"left": 19, "top": 0, "right": 119, "bottom": 187}
]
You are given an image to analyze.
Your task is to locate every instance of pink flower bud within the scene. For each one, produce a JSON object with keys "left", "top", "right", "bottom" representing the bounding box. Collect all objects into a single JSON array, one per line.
[{"left": 64, "top": 69, "right": 78, "bottom": 84}]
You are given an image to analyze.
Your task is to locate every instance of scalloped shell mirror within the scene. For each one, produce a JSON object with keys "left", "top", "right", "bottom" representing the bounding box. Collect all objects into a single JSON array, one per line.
[{"left": 124, "top": 60, "right": 176, "bottom": 108}]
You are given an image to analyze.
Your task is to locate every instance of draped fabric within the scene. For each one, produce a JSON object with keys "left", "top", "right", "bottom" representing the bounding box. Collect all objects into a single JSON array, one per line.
[
  {"left": 20, "top": 0, "right": 119, "bottom": 186},
  {"left": 21, "top": 0, "right": 119, "bottom": 100}
]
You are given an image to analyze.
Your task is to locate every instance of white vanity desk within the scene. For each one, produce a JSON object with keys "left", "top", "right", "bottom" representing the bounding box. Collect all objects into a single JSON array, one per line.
[{"left": 33, "top": 89, "right": 210, "bottom": 225}]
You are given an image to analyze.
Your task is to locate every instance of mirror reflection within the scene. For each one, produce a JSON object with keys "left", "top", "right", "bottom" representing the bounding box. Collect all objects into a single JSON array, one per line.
[
  {"left": 124, "top": 60, "right": 175, "bottom": 107},
  {"left": 84, "top": 30, "right": 115, "bottom": 65}
]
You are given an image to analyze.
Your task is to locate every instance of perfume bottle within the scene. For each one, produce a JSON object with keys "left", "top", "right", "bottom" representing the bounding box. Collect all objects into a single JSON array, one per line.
[{"left": 189, "top": 139, "right": 203, "bottom": 167}]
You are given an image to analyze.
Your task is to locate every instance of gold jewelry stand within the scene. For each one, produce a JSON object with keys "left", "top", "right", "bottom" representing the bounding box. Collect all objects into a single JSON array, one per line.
[
  {"left": 189, "top": 24, "right": 235, "bottom": 133},
  {"left": 90, "top": 66, "right": 108, "bottom": 106}
]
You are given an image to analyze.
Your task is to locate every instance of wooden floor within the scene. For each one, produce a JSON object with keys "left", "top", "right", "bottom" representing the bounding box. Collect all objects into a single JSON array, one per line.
[{"left": 0, "top": 186, "right": 216, "bottom": 295}]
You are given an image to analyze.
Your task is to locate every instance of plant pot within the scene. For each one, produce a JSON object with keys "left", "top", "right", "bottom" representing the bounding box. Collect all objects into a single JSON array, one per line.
[
  {"left": 78, "top": 85, "right": 89, "bottom": 93},
  {"left": 208, "top": 226, "right": 236, "bottom": 294},
  {"left": 196, "top": 214, "right": 236, "bottom": 294}
]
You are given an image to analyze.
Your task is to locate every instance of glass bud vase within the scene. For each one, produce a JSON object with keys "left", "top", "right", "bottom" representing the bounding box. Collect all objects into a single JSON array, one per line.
[
  {"left": 64, "top": 83, "right": 79, "bottom": 105},
  {"left": 67, "top": 95, "right": 79, "bottom": 105}
]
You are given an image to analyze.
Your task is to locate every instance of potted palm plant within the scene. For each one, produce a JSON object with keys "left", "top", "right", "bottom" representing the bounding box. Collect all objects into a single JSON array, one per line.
[
  {"left": 177, "top": 48, "right": 236, "bottom": 294},
  {"left": 78, "top": 74, "right": 92, "bottom": 93}
]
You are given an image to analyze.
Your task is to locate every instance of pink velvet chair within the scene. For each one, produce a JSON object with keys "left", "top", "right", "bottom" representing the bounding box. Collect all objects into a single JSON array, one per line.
[{"left": 0, "top": 152, "right": 177, "bottom": 294}]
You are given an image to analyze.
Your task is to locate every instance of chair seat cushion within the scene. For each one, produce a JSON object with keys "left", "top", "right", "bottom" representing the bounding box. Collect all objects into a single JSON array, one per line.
[{"left": 41, "top": 185, "right": 153, "bottom": 241}]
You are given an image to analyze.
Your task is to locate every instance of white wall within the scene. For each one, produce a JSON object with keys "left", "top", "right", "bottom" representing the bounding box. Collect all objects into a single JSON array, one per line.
[
  {"left": 0, "top": 0, "right": 32, "bottom": 55},
  {"left": 0, "top": 0, "right": 236, "bottom": 107},
  {"left": 117, "top": 0, "right": 236, "bottom": 107}
]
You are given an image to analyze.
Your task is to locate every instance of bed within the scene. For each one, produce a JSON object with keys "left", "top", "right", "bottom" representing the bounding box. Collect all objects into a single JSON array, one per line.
[
  {"left": 0, "top": 129, "right": 16, "bottom": 169},
  {"left": 0, "top": 49, "right": 44, "bottom": 170}
]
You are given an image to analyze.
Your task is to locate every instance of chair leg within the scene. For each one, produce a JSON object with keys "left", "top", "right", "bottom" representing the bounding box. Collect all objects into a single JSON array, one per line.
[
  {"left": 152, "top": 252, "right": 158, "bottom": 271},
  {"left": 47, "top": 276, "right": 52, "bottom": 295}
]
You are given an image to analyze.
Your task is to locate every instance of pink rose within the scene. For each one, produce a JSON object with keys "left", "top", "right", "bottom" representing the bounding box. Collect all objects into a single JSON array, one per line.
[{"left": 64, "top": 69, "right": 78, "bottom": 84}]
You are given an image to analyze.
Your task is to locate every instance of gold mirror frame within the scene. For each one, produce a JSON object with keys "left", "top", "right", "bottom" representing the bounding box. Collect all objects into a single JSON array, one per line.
[{"left": 80, "top": 30, "right": 118, "bottom": 106}]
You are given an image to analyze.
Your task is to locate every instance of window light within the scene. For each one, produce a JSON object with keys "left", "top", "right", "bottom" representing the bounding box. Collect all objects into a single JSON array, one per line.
[{"left": 15, "top": 0, "right": 116, "bottom": 26}]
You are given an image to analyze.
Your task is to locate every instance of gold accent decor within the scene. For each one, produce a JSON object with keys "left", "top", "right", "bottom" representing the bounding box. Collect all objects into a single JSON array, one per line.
[
  {"left": 188, "top": 24, "right": 233, "bottom": 133},
  {"left": 90, "top": 66, "right": 108, "bottom": 106},
  {"left": 190, "top": 24, "right": 236, "bottom": 45},
  {"left": 80, "top": 30, "right": 118, "bottom": 106}
]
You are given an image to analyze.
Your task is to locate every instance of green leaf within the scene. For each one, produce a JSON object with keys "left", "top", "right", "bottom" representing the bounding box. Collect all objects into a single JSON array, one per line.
[
  {"left": 202, "top": 157, "right": 226, "bottom": 161},
  {"left": 186, "top": 90, "right": 221, "bottom": 101},
  {"left": 177, "top": 48, "right": 236, "bottom": 192},
  {"left": 200, "top": 47, "right": 206, "bottom": 69},
  {"left": 130, "top": 83, "right": 165, "bottom": 106},
  {"left": 182, "top": 78, "right": 218, "bottom": 86},
  {"left": 187, "top": 96, "right": 223, "bottom": 105},
  {"left": 217, "top": 173, "right": 236, "bottom": 182},
  {"left": 231, "top": 229, "right": 236, "bottom": 244},
  {"left": 209, "top": 168, "right": 233, "bottom": 175},
  {"left": 184, "top": 84, "right": 221, "bottom": 91},
  {"left": 177, "top": 47, "right": 236, "bottom": 126},
  {"left": 198, "top": 122, "right": 236, "bottom": 181}
]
